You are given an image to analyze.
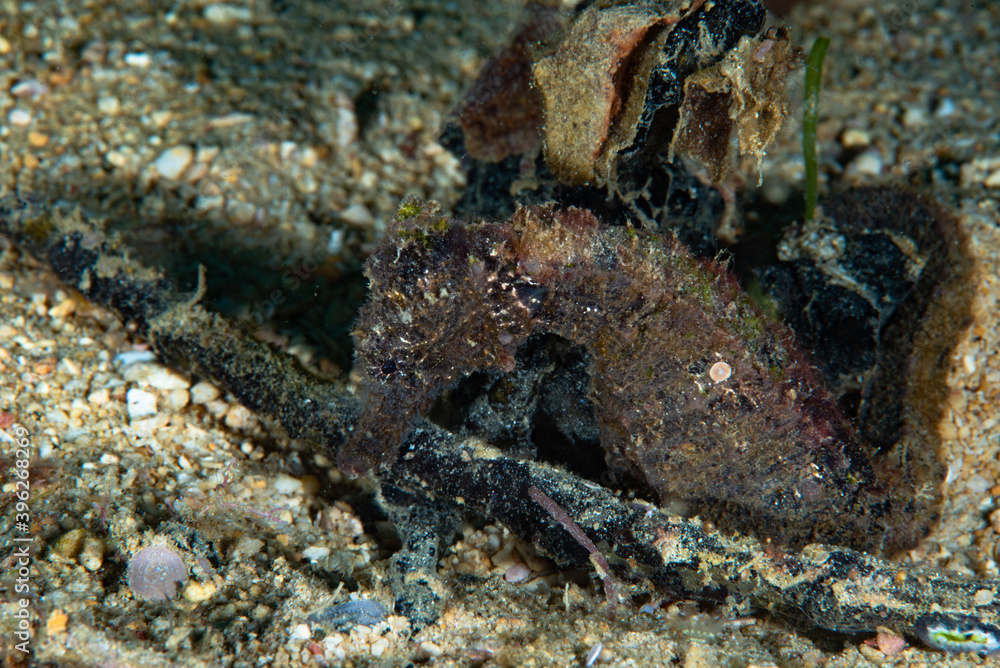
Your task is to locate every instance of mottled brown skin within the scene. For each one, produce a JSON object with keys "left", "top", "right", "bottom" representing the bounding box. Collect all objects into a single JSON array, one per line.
[{"left": 341, "top": 201, "right": 916, "bottom": 552}]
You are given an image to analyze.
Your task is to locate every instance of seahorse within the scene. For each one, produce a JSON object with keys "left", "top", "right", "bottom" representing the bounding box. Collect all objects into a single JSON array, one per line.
[{"left": 338, "top": 199, "right": 929, "bottom": 553}]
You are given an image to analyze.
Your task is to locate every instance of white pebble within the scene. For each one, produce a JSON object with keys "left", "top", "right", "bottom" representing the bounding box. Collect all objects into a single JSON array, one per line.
[
  {"left": 147, "top": 366, "right": 191, "bottom": 390},
  {"left": 901, "top": 105, "right": 928, "bottom": 129},
  {"left": 123, "top": 362, "right": 190, "bottom": 390},
  {"left": 370, "top": 638, "right": 389, "bottom": 658},
  {"left": 224, "top": 404, "right": 256, "bottom": 430},
  {"left": 289, "top": 624, "right": 312, "bottom": 641},
  {"left": 327, "top": 228, "right": 345, "bottom": 255},
  {"left": 968, "top": 475, "right": 991, "bottom": 495},
  {"left": 846, "top": 150, "right": 883, "bottom": 179},
  {"left": 152, "top": 146, "right": 195, "bottom": 180},
  {"left": 164, "top": 388, "right": 190, "bottom": 411},
  {"left": 204, "top": 4, "right": 253, "bottom": 25},
  {"left": 272, "top": 474, "right": 303, "bottom": 495},
  {"left": 963, "top": 353, "right": 977, "bottom": 375},
  {"left": 935, "top": 98, "right": 956, "bottom": 118},
  {"left": 334, "top": 103, "right": 359, "bottom": 149},
  {"left": 88, "top": 389, "right": 110, "bottom": 406},
  {"left": 115, "top": 350, "right": 157, "bottom": 366},
  {"left": 340, "top": 203, "right": 374, "bottom": 228},
  {"left": 130, "top": 413, "right": 168, "bottom": 436},
  {"left": 124, "top": 52, "right": 152, "bottom": 67},
  {"left": 302, "top": 546, "right": 331, "bottom": 561},
  {"left": 504, "top": 563, "right": 532, "bottom": 583},
  {"left": 183, "top": 161, "right": 209, "bottom": 183},
  {"left": 985, "top": 171, "right": 1000, "bottom": 189},
  {"left": 232, "top": 536, "right": 264, "bottom": 559},
  {"left": 8, "top": 109, "right": 32, "bottom": 126},
  {"left": 840, "top": 128, "right": 871, "bottom": 149},
  {"left": 97, "top": 96, "right": 121, "bottom": 115},
  {"left": 126, "top": 389, "right": 158, "bottom": 419},
  {"left": 417, "top": 641, "right": 442, "bottom": 658}
]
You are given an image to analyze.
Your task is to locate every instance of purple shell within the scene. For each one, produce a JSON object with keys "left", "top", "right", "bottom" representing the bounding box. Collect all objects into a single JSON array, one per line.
[{"left": 127, "top": 545, "right": 188, "bottom": 601}]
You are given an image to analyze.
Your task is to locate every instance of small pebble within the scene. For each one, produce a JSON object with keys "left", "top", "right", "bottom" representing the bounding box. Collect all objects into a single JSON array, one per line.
[
  {"left": 974, "top": 589, "right": 995, "bottom": 606},
  {"left": 204, "top": 3, "right": 253, "bottom": 25},
  {"left": 151, "top": 145, "right": 195, "bottom": 180},
  {"left": 846, "top": 150, "right": 883, "bottom": 179},
  {"left": 79, "top": 40, "right": 108, "bottom": 64},
  {"left": 504, "top": 562, "right": 531, "bottom": 583},
  {"left": 232, "top": 537, "right": 265, "bottom": 559},
  {"left": 190, "top": 381, "right": 221, "bottom": 404},
  {"left": 97, "top": 96, "right": 121, "bottom": 115},
  {"left": 302, "top": 546, "right": 331, "bottom": 561},
  {"left": 340, "top": 203, "right": 374, "bottom": 228},
  {"left": 123, "top": 362, "right": 190, "bottom": 389},
  {"left": 80, "top": 536, "right": 105, "bottom": 572},
  {"left": 334, "top": 102, "right": 359, "bottom": 149},
  {"left": 840, "top": 128, "right": 871, "bottom": 149},
  {"left": 123, "top": 52, "right": 152, "bottom": 67},
  {"left": 289, "top": 624, "right": 312, "bottom": 641},
  {"left": 163, "top": 388, "right": 190, "bottom": 411},
  {"left": 183, "top": 580, "right": 217, "bottom": 603},
  {"left": 87, "top": 389, "right": 110, "bottom": 406},
  {"left": 901, "top": 105, "right": 928, "bottom": 129},
  {"left": 205, "top": 399, "right": 231, "bottom": 418},
  {"left": 126, "top": 388, "right": 158, "bottom": 419},
  {"left": 417, "top": 641, "right": 443, "bottom": 659},
  {"left": 224, "top": 404, "right": 256, "bottom": 430},
  {"left": 9, "top": 109, "right": 32, "bottom": 126},
  {"left": 273, "top": 474, "right": 304, "bottom": 495},
  {"left": 968, "top": 475, "right": 991, "bottom": 495},
  {"left": 54, "top": 528, "right": 87, "bottom": 559},
  {"left": 370, "top": 638, "right": 389, "bottom": 657},
  {"left": 146, "top": 366, "right": 191, "bottom": 390},
  {"left": 46, "top": 610, "right": 68, "bottom": 634},
  {"left": 115, "top": 350, "right": 157, "bottom": 366},
  {"left": 934, "top": 98, "right": 956, "bottom": 118}
]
